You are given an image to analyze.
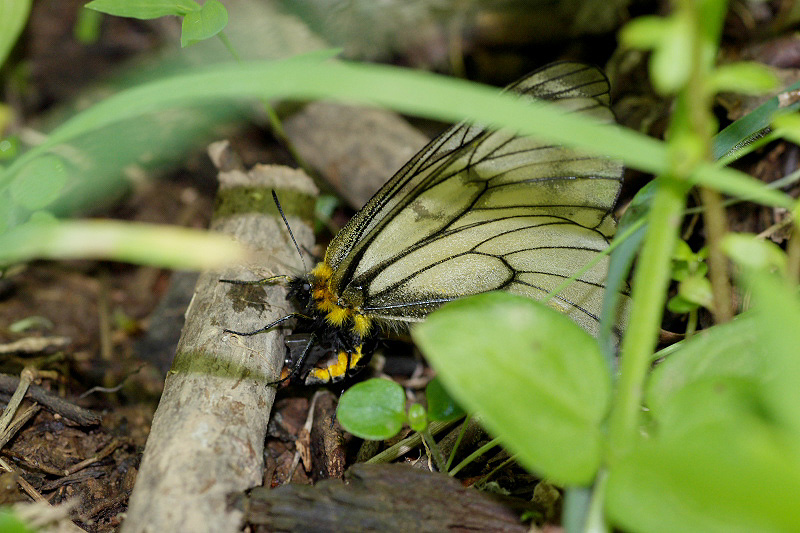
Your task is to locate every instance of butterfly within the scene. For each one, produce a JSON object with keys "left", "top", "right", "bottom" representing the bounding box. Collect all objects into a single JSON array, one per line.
[{"left": 225, "top": 62, "right": 628, "bottom": 386}]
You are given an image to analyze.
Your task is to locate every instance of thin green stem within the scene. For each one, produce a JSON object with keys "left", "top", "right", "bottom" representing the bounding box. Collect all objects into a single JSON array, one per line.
[
  {"left": 582, "top": 469, "right": 610, "bottom": 533},
  {"left": 449, "top": 437, "right": 501, "bottom": 477},
  {"left": 608, "top": 176, "right": 688, "bottom": 458},
  {"left": 445, "top": 413, "right": 472, "bottom": 471},
  {"left": 699, "top": 187, "right": 733, "bottom": 322},
  {"left": 471, "top": 455, "right": 516, "bottom": 489},
  {"left": 420, "top": 427, "right": 448, "bottom": 472},
  {"left": 216, "top": 32, "right": 241, "bottom": 62}
]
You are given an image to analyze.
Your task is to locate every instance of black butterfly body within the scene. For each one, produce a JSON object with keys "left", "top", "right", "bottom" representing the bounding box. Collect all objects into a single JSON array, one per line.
[{"left": 230, "top": 62, "right": 627, "bottom": 386}]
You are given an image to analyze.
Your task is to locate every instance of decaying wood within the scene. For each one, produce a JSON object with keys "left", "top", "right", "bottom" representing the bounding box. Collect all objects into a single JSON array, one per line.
[
  {"left": 283, "top": 102, "right": 429, "bottom": 208},
  {"left": 310, "top": 390, "right": 348, "bottom": 481},
  {"left": 122, "top": 156, "right": 317, "bottom": 533},
  {"left": 0, "top": 374, "right": 100, "bottom": 426},
  {"left": 236, "top": 463, "right": 532, "bottom": 533}
]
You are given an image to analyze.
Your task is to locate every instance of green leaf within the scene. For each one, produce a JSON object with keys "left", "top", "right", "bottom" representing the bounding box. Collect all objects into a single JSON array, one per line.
[
  {"left": 407, "top": 403, "right": 427, "bottom": 433},
  {"left": 607, "top": 417, "right": 800, "bottom": 533},
  {"left": 84, "top": 0, "right": 200, "bottom": 19},
  {"left": 677, "top": 274, "right": 713, "bottom": 309},
  {"left": 1, "top": 55, "right": 792, "bottom": 209},
  {"left": 666, "top": 294, "right": 698, "bottom": 314},
  {"left": 646, "top": 314, "right": 760, "bottom": 417},
  {"left": 180, "top": 0, "right": 227, "bottom": 47},
  {"left": 772, "top": 112, "right": 800, "bottom": 147},
  {"left": 0, "top": 0, "right": 31, "bottom": 69},
  {"left": 650, "top": 16, "right": 692, "bottom": 95},
  {"left": 0, "top": 508, "right": 35, "bottom": 533},
  {"left": 709, "top": 62, "right": 779, "bottom": 95},
  {"left": 9, "top": 154, "right": 68, "bottom": 210},
  {"left": 425, "top": 376, "right": 465, "bottom": 422},
  {"left": 413, "top": 292, "right": 611, "bottom": 486},
  {"left": 0, "top": 219, "right": 247, "bottom": 270},
  {"left": 720, "top": 233, "right": 787, "bottom": 273},
  {"left": 742, "top": 268, "right": 800, "bottom": 437},
  {"left": 337, "top": 378, "right": 406, "bottom": 440},
  {"left": 619, "top": 16, "right": 668, "bottom": 50},
  {"left": 713, "top": 79, "right": 800, "bottom": 161}
]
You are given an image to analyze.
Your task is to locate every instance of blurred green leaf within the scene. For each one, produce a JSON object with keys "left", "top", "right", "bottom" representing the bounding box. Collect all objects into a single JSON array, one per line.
[
  {"left": 0, "top": 508, "right": 34, "bottom": 533},
  {"left": 74, "top": 7, "right": 104, "bottom": 44},
  {"left": 84, "top": 0, "right": 200, "bottom": 19},
  {"left": 709, "top": 62, "right": 779, "bottom": 95},
  {"left": 0, "top": 219, "right": 248, "bottom": 270},
  {"left": 607, "top": 416, "right": 800, "bottom": 533},
  {"left": 180, "top": 0, "right": 228, "bottom": 47},
  {"left": 772, "top": 112, "right": 800, "bottom": 146},
  {"left": 9, "top": 154, "right": 68, "bottom": 210},
  {"left": 677, "top": 274, "right": 713, "bottom": 309},
  {"left": 721, "top": 233, "right": 787, "bottom": 273},
  {"left": 0, "top": 0, "right": 31, "bottom": 69},
  {"left": 743, "top": 266, "right": 800, "bottom": 437},
  {"left": 646, "top": 314, "right": 760, "bottom": 416},
  {"left": 413, "top": 292, "right": 611, "bottom": 486},
  {"left": 666, "top": 294, "right": 698, "bottom": 314},
  {"left": 425, "top": 376, "right": 465, "bottom": 422},
  {"left": 650, "top": 16, "right": 692, "bottom": 94},
  {"left": 2, "top": 55, "right": 790, "bottom": 210},
  {"left": 337, "top": 378, "right": 406, "bottom": 440},
  {"left": 619, "top": 16, "right": 668, "bottom": 50}
]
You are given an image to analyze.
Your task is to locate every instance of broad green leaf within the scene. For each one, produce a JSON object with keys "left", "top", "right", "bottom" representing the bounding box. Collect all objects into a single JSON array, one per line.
[
  {"left": 646, "top": 313, "right": 760, "bottom": 416},
  {"left": 337, "top": 378, "right": 406, "bottom": 440},
  {"left": 180, "top": 0, "right": 228, "bottom": 47},
  {"left": 9, "top": 154, "right": 68, "bottom": 210},
  {"left": 652, "top": 376, "right": 764, "bottom": 440},
  {"left": 0, "top": 219, "right": 247, "bottom": 270},
  {"left": 709, "top": 62, "right": 779, "bottom": 94},
  {"left": 0, "top": 508, "right": 34, "bottom": 533},
  {"left": 84, "top": 0, "right": 200, "bottom": 19},
  {"left": 607, "top": 417, "right": 800, "bottom": 533},
  {"left": 745, "top": 270, "right": 800, "bottom": 437},
  {"left": 413, "top": 292, "right": 610, "bottom": 486},
  {"left": 425, "top": 376, "right": 465, "bottom": 422},
  {"left": 0, "top": 0, "right": 31, "bottom": 69}
]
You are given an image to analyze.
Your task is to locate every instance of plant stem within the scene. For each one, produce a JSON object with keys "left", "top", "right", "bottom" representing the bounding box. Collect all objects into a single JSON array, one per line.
[
  {"left": 699, "top": 186, "right": 733, "bottom": 322},
  {"left": 420, "top": 427, "right": 448, "bottom": 473},
  {"left": 608, "top": 176, "right": 687, "bottom": 458},
  {"left": 448, "top": 437, "right": 501, "bottom": 477},
  {"left": 445, "top": 413, "right": 472, "bottom": 470}
]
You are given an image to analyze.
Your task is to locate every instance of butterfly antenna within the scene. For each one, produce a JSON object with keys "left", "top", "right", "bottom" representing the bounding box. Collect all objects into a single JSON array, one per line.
[{"left": 272, "top": 190, "right": 308, "bottom": 272}]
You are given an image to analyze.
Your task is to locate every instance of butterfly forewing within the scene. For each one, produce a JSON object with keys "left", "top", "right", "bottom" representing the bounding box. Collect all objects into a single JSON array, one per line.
[{"left": 321, "top": 62, "right": 626, "bottom": 335}]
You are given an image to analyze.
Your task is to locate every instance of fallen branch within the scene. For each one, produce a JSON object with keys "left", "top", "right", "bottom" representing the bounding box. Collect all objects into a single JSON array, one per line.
[{"left": 122, "top": 150, "right": 317, "bottom": 533}]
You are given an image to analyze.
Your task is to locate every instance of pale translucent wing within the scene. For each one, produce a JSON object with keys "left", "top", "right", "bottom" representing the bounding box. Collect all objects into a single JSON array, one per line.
[{"left": 325, "top": 62, "right": 626, "bottom": 335}]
